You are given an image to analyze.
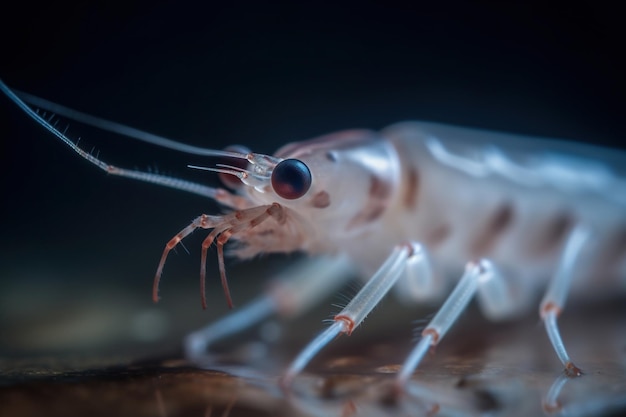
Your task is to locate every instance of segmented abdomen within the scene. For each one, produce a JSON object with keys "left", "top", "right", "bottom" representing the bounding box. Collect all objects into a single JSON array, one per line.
[{"left": 383, "top": 122, "right": 626, "bottom": 295}]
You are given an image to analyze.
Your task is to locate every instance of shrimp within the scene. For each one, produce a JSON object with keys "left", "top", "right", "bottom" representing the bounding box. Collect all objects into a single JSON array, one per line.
[{"left": 2, "top": 78, "right": 624, "bottom": 393}]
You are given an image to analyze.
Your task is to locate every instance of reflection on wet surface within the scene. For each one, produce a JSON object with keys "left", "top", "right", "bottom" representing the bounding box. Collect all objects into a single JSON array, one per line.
[{"left": 1, "top": 299, "right": 625, "bottom": 417}]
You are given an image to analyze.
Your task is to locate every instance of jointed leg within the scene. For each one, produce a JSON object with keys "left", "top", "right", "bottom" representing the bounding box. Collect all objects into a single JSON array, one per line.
[
  {"left": 281, "top": 243, "right": 426, "bottom": 386},
  {"left": 540, "top": 225, "right": 590, "bottom": 377},
  {"left": 395, "top": 260, "right": 495, "bottom": 389},
  {"left": 153, "top": 203, "right": 283, "bottom": 309},
  {"left": 153, "top": 214, "right": 215, "bottom": 303},
  {"left": 395, "top": 225, "right": 591, "bottom": 393},
  {"left": 185, "top": 255, "right": 354, "bottom": 360},
  {"left": 200, "top": 203, "right": 285, "bottom": 309}
]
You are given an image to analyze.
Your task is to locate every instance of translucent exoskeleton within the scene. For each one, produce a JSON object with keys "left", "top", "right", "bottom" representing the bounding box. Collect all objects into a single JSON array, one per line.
[{"left": 3, "top": 78, "right": 625, "bottom": 395}]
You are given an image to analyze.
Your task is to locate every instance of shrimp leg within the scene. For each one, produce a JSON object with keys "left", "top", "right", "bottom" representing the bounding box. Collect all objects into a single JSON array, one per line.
[
  {"left": 185, "top": 256, "right": 354, "bottom": 360},
  {"left": 281, "top": 242, "right": 426, "bottom": 386},
  {"left": 395, "top": 226, "right": 590, "bottom": 392},
  {"left": 540, "top": 225, "right": 590, "bottom": 377},
  {"left": 395, "top": 260, "right": 496, "bottom": 389}
]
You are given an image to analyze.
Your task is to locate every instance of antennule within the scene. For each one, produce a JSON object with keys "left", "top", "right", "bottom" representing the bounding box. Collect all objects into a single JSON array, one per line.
[{"left": 187, "top": 164, "right": 248, "bottom": 179}]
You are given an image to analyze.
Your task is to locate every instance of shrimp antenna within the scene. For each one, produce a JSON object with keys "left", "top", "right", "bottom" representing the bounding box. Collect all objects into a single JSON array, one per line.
[
  {"left": 188, "top": 164, "right": 250, "bottom": 180},
  {"left": 13, "top": 88, "right": 249, "bottom": 159}
]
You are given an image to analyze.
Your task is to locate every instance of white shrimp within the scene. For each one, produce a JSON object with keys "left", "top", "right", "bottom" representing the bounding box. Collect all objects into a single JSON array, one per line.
[{"left": 2, "top": 79, "right": 625, "bottom": 394}]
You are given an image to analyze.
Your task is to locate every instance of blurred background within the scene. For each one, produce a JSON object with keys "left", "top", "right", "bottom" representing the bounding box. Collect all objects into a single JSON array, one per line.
[{"left": 0, "top": 2, "right": 624, "bottom": 416}]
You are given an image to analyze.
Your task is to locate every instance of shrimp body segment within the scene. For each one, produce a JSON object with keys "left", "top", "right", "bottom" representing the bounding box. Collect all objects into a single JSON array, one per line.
[
  {"left": 267, "top": 122, "right": 626, "bottom": 385},
  {"left": 3, "top": 78, "right": 625, "bottom": 390}
]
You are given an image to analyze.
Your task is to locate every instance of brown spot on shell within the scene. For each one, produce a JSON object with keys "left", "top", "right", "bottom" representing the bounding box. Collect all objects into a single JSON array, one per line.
[
  {"left": 403, "top": 167, "right": 420, "bottom": 210},
  {"left": 426, "top": 224, "right": 450, "bottom": 248},
  {"left": 346, "top": 175, "right": 391, "bottom": 230},
  {"left": 469, "top": 204, "right": 514, "bottom": 257},
  {"left": 369, "top": 174, "right": 390, "bottom": 199},
  {"left": 311, "top": 190, "right": 331, "bottom": 208},
  {"left": 530, "top": 213, "right": 574, "bottom": 257}
]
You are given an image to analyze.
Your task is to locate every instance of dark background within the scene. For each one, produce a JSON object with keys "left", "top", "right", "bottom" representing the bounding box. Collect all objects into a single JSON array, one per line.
[{"left": 0, "top": 2, "right": 624, "bottom": 355}]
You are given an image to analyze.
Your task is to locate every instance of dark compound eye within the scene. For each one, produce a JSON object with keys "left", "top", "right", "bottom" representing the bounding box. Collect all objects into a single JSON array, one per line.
[
  {"left": 271, "top": 159, "right": 312, "bottom": 199},
  {"left": 218, "top": 145, "right": 250, "bottom": 189}
]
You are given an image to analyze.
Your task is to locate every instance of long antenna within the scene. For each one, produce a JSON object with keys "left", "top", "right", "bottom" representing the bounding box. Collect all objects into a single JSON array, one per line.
[
  {"left": 13, "top": 87, "right": 248, "bottom": 159},
  {"left": 0, "top": 78, "right": 236, "bottom": 201}
]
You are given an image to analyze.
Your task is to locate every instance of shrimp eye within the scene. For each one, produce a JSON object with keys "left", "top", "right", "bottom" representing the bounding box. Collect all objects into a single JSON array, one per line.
[
  {"left": 271, "top": 159, "right": 312, "bottom": 199},
  {"left": 218, "top": 145, "right": 250, "bottom": 189}
]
